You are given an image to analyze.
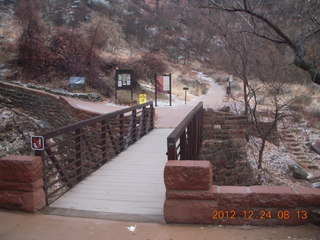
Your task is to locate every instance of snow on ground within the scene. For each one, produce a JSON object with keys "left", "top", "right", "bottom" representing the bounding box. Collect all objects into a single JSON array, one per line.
[
  {"left": 139, "top": 71, "right": 224, "bottom": 107},
  {"left": 247, "top": 136, "right": 299, "bottom": 186}
]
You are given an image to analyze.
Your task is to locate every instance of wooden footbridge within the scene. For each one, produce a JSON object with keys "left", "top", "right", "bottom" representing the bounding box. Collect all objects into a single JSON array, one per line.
[{"left": 37, "top": 102, "right": 203, "bottom": 222}]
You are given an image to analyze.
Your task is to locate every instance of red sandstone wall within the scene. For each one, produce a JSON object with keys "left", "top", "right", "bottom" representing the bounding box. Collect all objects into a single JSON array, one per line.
[
  {"left": 0, "top": 81, "right": 99, "bottom": 129},
  {"left": 0, "top": 156, "right": 46, "bottom": 212},
  {"left": 164, "top": 160, "right": 320, "bottom": 225}
]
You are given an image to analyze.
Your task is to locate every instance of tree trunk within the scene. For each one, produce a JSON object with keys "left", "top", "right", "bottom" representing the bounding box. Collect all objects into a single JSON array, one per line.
[
  {"left": 294, "top": 56, "right": 320, "bottom": 85},
  {"left": 257, "top": 138, "right": 266, "bottom": 184},
  {"left": 243, "top": 81, "right": 249, "bottom": 116}
]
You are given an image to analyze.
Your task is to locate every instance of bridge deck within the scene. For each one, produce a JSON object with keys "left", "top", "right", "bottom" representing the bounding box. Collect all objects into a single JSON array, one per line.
[{"left": 48, "top": 128, "right": 172, "bottom": 222}]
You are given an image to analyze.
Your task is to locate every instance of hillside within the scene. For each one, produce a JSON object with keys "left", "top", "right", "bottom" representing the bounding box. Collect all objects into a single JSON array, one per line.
[{"left": 0, "top": 0, "right": 320, "bottom": 187}]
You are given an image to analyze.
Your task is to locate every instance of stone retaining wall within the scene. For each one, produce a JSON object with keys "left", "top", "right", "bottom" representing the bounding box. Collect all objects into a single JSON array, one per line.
[
  {"left": 0, "top": 155, "right": 46, "bottom": 212},
  {"left": 0, "top": 81, "right": 98, "bottom": 129},
  {"left": 164, "top": 160, "right": 320, "bottom": 225},
  {"left": 201, "top": 109, "right": 255, "bottom": 185},
  {"left": 203, "top": 108, "right": 248, "bottom": 140}
]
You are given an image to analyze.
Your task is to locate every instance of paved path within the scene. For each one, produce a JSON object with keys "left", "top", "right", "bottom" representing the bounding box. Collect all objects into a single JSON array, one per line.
[
  {"left": 63, "top": 73, "right": 226, "bottom": 128},
  {"left": 48, "top": 129, "right": 173, "bottom": 222}
]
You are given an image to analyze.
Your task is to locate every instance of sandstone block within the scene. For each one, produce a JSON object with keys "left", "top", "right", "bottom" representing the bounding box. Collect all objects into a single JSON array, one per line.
[
  {"left": 164, "top": 199, "right": 218, "bottom": 224},
  {"left": 0, "top": 156, "right": 43, "bottom": 182},
  {"left": 219, "top": 186, "right": 251, "bottom": 212},
  {"left": 0, "top": 188, "right": 45, "bottom": 212},
  {"left": 251, "top": 186, "right": 298, "bottom": 208},
  {"left": 164, "top": 161, "right": 212, "bottom": 190},
  {"left": 166, "top": 185, "right": 218, "bottom": 200},
  {"left": 0, "top": 179, "right": 43, "bottom": 192},
  {"left": 295, "top": 187, "right": 320, "bottom": 207}
]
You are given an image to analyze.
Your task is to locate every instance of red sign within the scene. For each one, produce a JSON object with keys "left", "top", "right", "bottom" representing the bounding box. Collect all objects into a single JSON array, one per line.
[
  {"left": 31, "top": 136, "right": 44, "bottom": 150},
  {"left": 156, "top": 75, "right": 171, "bottom": 94}
]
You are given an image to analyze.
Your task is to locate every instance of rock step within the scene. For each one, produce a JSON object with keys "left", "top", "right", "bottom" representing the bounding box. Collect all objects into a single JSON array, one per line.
[
  {"left": 308, "top": 175, "right": 320, "bottom": 183},
  {"left": 283, "top": 135, "right": 295, "bottom": 139},
  {"left": 288, "top": 147, "right": 302, "bottom": 151},
  {"left": 307, "top": 165, "right": 319, "bottom": 170},
  {"left": 282, "top": 138, "right": 296, "bottom": 142},
  {"left": 292, "top": 151, "right": 306, "bottom": 155},
  {"left": 287, "top": 142, "right": 300, "bottom": 147}
]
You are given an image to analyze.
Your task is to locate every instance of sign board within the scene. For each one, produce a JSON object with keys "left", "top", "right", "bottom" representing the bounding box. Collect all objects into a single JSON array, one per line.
[
  {"left": 139, "top": 94, "right": 147, "bottom": 104},
  {"left": 69, "top": 77, "right": 86, "bottom": 90},
  {"left": 31, "top": 136, "right": 44, "bottom": 151},
  {"left": 155, "top": 73, "right": 172, "bottom": 106},
  {"left": 156, "top": 75, "right": 171, "bottom": 94},
  {"left": 116, "top": 70, "right": 133, "bottom": 90}
]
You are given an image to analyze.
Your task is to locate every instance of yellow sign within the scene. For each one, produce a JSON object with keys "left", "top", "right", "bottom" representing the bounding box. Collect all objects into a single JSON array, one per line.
[{"left": 139, "top": 94, "right": 147, "bottom": 104}]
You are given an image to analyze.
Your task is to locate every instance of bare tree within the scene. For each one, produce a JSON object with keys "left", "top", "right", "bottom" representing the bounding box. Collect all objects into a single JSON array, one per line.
[
  {"left": 219, "top": 28, "right": 295, "bottom": 183},
  {"left": 202, "top": 0, "right": 320, "bottom": 85},
  {"left": 219, "top": 29, "right": 254, "bottom": 116}
]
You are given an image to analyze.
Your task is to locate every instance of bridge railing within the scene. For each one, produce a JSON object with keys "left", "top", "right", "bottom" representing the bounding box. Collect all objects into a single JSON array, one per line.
[
  {"left": 167, "top": 102, "right": 203, "bottom": 160},
  {"left": 36, "top": 102, "right": 154, "bottom": 205}
]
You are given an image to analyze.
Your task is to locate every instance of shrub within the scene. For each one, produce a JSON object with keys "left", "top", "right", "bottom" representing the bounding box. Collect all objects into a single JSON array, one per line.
[
  {"left": 15, "top": 0, "right": 49, "bottom": 78},
  {"left": 49, "top": 27, "right": 112, "bottom": 96},
  {"left": 116, "top": 53, "right": 168, "bottom": 85}
]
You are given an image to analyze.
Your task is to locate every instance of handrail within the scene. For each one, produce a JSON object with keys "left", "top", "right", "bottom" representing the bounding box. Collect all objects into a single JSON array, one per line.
[
  {"left": 167, "top": 102, "right": 203, "bottom": 160},
  {"left": 42, "top": 101, "right": 154, "bottom": 139},
  {"left": 37, "top": 101, "right": 154, "bottom": 205}
]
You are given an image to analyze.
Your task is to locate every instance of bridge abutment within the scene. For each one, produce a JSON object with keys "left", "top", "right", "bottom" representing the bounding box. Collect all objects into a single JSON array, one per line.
[
  {"left": 0, "top": 155, "right": 46, "bottom": 212},
  {"left": 163, "top": 160, "right": 320, "bottom": 225}
]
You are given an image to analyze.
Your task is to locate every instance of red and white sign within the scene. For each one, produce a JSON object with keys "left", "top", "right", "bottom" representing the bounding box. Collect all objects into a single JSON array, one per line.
[
  {"left": 31, "top": 136, "right": 45, "bottom": 150},
  {"left": 156, "top": 75, "right": 171, "bottom": 94}
]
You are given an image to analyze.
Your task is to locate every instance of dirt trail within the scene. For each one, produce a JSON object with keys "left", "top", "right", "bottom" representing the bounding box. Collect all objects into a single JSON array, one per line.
[{"left": 0, "top": 210, "right": 319, "bottom": 240}]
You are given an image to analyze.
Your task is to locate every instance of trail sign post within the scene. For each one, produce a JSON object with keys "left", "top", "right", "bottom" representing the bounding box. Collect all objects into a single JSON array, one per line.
[
  {"left": 115, "top": 70, "right": 134, "bottom": 102},
  {"left": 155, "top": 73, "right": 172, "bottom": 107},
  {"left": 183, "top": 87, "right": 189, "bottom": 105},
  {"left": 31, "top": 136, "right": 44, "bottom": 151},
  {"left": 227, "top": 75, "right": 233, "bottom": 96}
]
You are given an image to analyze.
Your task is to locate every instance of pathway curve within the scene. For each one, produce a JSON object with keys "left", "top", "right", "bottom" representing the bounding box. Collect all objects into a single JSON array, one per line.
[{"left": 64, "top": 73, "right": 226, "bottom": 128}]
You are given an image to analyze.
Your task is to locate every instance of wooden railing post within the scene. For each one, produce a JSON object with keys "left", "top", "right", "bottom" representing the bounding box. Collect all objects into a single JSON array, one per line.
[
  {"left": 180, "top": 130, "right": 186, "bottom": 159},
  {"left": 167, "top": 138, "right": 177, "bottom": 160},
  {"left": 167, "top": 102, "right": 203, "bottom": 161},
  {"left": 101, "top": 120, "right": 107, "bottom": 164},
  {"left": 119, "top": 114, "right": 124, "bottom": 151},
  {"left": 151, "top": 103, "right": 154, "bottom": 131},
  {"left": 141, "top": 106, "right": 147, "bottom": 137},
  {"left": 75, "top": 128, "right": 83, "bottom": 181},
  {"left": 132, "top": 109, "right": 137, "bottom": 142}
]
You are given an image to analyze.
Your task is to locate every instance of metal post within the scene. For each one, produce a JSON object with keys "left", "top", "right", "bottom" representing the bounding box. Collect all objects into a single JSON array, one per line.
[
  {"left": 183, "top": 87, "right": 189, "bottom": 105},
  {"left": 75, "top": 128, "right": 82, "bottom": 181},
  {"left": 155, "top": 74, "right": 158, "bottom": 107},
  {"left": 169, "top": 74, "right": 172, "bottom": 106}
]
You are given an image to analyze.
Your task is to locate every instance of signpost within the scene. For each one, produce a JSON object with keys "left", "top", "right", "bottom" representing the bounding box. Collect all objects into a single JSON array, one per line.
[
  {"left": 115, "top": 70, "right": 134, "bottom": 103},
  {"left": 183, "top": 87, "right": 189, "bottom": 105},
  {"left": 155, "top": 73, "right": 172, "bottom": 106},
  {"left": 227, "top": 75, "right": 233, "bottom": 96},
  {"left": 31, "top": 136, "right": 44, "bottom": 151}
]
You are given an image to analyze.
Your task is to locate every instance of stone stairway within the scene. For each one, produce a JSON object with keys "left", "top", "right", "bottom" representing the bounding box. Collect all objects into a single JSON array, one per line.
[{"left": 281, "top": 130, "right": 319, "bottom": 183}]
